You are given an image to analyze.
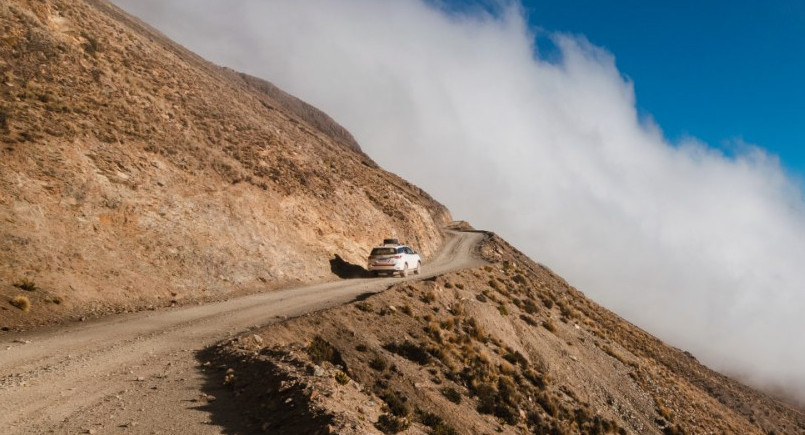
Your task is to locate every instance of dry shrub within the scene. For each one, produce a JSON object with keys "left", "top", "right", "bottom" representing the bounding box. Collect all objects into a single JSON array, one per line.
[
  {"left": 542, "top": 319, "right": 557, "bottom": 333},
  {"left": 380, "top": 389, "right": 410, "bottom": 417},
  {"left": 307, "top": 336, "right": 346, "bottom": 369},
  {"left": 369, "top": 354, "right": 388, "bottom": 371},
  {"left": 520, "top": 313, "right": 538, "bottom": 327},
  {"left": 383, "top": 341, "right": 431, "bottom": 365},
  {"left": 449, "top": 302, "right": 465, "bottom": 316},
  {"left": 441, "top": 386, "right": 462, "bottom": 404},
  {"left": 375, "top": 413, "right": 409, "bottom": 434},
  {"left": 334, "top": 370, "right": 350, "bottom": 385},
  {"left": 10, "top": 295, "right": 31, "bottom": 312},
  {"left": 13, "top": 279, "right": 37, "bottom": 291}
]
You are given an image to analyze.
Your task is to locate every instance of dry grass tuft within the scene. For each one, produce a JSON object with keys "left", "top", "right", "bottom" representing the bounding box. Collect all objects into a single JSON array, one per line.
[
  {"left": 307, "top": 336, "right": 346, "bottom": 369},
  {"left": 13, "top": 279, "right": 37, "bottom": 291},
  {"left": 10, "top": 295, "right": 31, "bottom": 312},
  {"left": 334, "top": 370, "right": 350, "bottom": 385}
]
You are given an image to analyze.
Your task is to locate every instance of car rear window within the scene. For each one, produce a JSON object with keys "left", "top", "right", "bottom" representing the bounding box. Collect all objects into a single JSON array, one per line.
[{"left": 371, "top": 247, "right": 396, "bottom": 256}]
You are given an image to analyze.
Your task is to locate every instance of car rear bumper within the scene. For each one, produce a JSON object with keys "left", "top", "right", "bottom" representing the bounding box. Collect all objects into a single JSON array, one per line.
[{"left": 368, "top": 263, "right": 403, "bottom": 272}]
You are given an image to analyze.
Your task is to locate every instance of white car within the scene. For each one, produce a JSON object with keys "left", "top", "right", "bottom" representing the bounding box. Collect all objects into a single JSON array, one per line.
[{"left": 367, "top": 240, "right": 421, "bottom": 277}]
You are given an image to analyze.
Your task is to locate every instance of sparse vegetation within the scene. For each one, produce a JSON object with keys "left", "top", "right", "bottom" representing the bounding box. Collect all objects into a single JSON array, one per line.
[
  {"left": 519, "top": 313, "right": 538, "bottom": 327},
  {"left": 379, "top": 389, "right": 409, "bottom": 417},
  {"left": 13, "top": 279, "right": 37, "bottom": 292},
  {"left": 383, "top": 340, "right": 431, "bottom": 365},
  {"left": 418, "top": 411, "right": 459, "bottom": 435},
  {"left": 441, "top": 387, "right": 462, "bottom": 404},
  {"left": 10, "top": 295, "right": 31, "bottom": 312},
  {"left": 335, "top": 370, "right": 350, "bottom": 385},
  {"left": 307, "top": 336, "right": 346, "bottom": 369},
  {"left": 0, "top": 105, "right": 9, "bottom": 133},
  {"left": 45, "top": 295, "right": 63, "bottom": 305},
  {"left": 375, "top": 413, "right": 409, "bottom": 434},
  {"left": 369, "top": 354, "right": 388, "bottom": 371}
]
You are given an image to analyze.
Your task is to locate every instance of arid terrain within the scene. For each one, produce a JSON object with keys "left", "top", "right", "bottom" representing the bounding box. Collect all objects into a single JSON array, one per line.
[
  {"left": 208, "top": 231, "right": 805, "bottom": 435},
  {"left": 0, "top": 230, "right": 483, "bottom": 434},
  {"left": 0, "top": 0, "right": 449, "bottom": 329},
  {"left": 1, "top": 1, "right": 804, "bottom": 434}
]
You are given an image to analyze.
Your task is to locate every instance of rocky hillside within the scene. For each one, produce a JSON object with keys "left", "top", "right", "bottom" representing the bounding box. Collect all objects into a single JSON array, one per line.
[
  {"left": 204, "top": 230, "right": 805, "bottom": 434},
  {"left": 0, "top": 0, "right": 450, "bottom": 328}
]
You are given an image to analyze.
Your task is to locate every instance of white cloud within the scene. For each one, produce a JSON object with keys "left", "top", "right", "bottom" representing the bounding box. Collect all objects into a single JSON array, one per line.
[{"left": 113, "top": 0, "right": 805, "bottom": 401}]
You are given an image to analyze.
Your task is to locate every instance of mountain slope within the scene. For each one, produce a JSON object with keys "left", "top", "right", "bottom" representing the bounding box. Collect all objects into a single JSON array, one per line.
[
  {"left": 208, "top": 231, "right": 805, "bottom": 434},
  {"left": 0, "top": 0, "right": 449, "bottom": 328},
  {"left": 1, "top": 1, "right": 803, "bottom": 434}
]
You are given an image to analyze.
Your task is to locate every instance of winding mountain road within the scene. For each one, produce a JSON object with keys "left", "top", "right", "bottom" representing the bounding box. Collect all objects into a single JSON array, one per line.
[{"left": 0, "top": 230, "right": 485, "bottom": 434}]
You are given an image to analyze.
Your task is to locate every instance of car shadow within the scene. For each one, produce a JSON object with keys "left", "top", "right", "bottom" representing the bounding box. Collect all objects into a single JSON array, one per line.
[
  {"left": 329, "top": 254, "right": 372, "bottom": 279},
  {"left": 194, "top": 346, "right": 333, "bottom": 434}
]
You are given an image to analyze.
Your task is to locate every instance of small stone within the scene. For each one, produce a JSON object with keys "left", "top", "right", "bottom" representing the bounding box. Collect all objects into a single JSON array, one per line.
[
  {"left": 12, "top": 339, "right": 31, "bottom": 344},
  {"left": 252, "top": 334, "right": 263, "bottom": 344},
  {"left": 313, "top": 365, "right": 325, "bottom": 377},
  {"left": 135, "top": 376, "right": 145, "bottom": 382}
]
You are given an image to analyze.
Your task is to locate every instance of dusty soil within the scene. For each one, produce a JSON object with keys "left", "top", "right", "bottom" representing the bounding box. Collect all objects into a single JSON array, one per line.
[
  {"left": 0, "top": 0, "right": 450, "bottom": 330},
  {"left": 0, "top": 231, "right": 484, "bottom": 434},
  {"left": 209, "top": 233, "right": 805, "bottom": 435}
]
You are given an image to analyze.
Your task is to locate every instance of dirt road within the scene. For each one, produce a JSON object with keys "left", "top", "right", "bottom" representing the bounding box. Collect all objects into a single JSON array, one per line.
[{"left": 0, "top": 230, "right": 485, "bottom": 434}]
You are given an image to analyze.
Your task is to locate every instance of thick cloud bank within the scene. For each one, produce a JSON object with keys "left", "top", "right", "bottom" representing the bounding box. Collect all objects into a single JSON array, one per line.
[{"left": 113, "top": 0, "right": 805, "bottom": 401}]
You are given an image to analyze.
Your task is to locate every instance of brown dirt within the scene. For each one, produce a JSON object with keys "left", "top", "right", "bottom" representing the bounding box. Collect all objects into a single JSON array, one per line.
[
  {"left": 211, "top": 233, "right": 805, "bottom": 435},
  {"left": 0, "top": 231, "right": 484, "bottom": 434},
  {"left": 2, "top": 1, "right": 804, "bottom": 434},
  {"left": 0, "top": 0, "right": 450, "bottom": 330}
]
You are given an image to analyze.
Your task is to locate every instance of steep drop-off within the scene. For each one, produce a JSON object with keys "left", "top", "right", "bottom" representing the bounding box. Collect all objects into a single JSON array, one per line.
[{"left": 207, "top": 230, "right": 805, "bottom": 434}]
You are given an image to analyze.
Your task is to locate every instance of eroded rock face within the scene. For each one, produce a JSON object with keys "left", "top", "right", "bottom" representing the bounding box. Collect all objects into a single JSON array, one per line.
[{"left": 0, "top": 0, "right": 450, "bottom": 328}]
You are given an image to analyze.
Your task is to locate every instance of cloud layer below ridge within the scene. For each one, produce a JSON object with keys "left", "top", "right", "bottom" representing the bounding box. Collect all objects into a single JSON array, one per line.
[{"left": 113, "top": 0, "right": 805, "bottom": 401}]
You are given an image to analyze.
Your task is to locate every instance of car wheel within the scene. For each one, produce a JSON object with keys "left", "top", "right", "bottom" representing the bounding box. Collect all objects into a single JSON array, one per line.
[
  {"left": 400, "top": 263, "right": 408, "bottom": 277},
  {"left": 414, "top": 261, "right": 421, "bottom": 275}
]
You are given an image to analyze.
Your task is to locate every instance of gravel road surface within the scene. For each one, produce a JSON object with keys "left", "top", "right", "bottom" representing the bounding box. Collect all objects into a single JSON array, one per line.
[{"left": 0, "top": 231, "right": 485, "bottom": 434}]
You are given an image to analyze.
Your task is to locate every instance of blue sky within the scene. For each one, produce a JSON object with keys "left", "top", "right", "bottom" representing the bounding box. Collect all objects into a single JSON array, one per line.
[
  {"left": 446, "top": 0, "right": 805, "bottom": 175},
  {"left": 113, "top": 0, "right": 805, "bottom": 400}
]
